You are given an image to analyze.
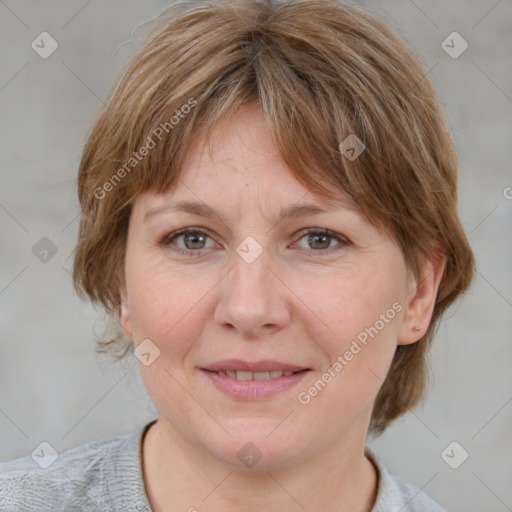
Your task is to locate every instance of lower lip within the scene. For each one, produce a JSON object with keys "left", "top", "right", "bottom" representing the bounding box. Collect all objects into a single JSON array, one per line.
[{"left": 200, "top": 369, "right": 310, "bottom": 400}]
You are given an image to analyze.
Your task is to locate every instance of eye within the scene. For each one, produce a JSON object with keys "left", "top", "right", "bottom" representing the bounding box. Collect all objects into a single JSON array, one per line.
[
  {"left": 158, "top": 228, "right": 217, "bottom": 256},
  {"left": 293, "top": 228, "right": 349, "bottom": 254},
  {"left": 158, "top": 227, "right": 349, "bottom": 257}
]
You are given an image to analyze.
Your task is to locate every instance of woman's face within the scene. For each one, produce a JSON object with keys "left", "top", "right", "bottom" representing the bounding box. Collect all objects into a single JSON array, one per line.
[{"left": 120, "top": 102, "right": 424, "bottom": 470}]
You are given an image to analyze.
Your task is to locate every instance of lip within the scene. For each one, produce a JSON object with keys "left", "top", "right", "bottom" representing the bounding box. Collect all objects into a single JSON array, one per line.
[
  {"left": 200, "top": 368, "right": 310, "bottom": 400},
  {"left": 201, "top": 359, "right": 308, "bottom": 373}
]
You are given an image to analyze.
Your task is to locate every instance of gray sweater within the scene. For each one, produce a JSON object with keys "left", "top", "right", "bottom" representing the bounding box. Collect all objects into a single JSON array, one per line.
[{"left": 0, "top": 420, "right": 446, "bottom": 511}]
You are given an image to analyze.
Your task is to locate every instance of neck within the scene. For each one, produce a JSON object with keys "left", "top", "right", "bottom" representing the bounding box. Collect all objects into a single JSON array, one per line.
[{"left": 141, "top": 419, "right": 378, "bottom": 512}]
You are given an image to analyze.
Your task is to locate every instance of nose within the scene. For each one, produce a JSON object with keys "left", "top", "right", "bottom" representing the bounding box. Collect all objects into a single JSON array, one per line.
[{"left": 213, "top": 247, "right": 291, "bottom": 338}]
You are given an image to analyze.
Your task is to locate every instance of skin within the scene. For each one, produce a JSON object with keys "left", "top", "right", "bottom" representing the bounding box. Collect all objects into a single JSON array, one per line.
[{"left": 119, "top": 101, "right": 444, "bottom": 512}]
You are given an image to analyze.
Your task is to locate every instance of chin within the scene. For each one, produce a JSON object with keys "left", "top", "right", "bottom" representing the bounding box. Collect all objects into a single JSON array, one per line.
[{"left": 201, "top": 421, "right": 312, "bottom": 471}]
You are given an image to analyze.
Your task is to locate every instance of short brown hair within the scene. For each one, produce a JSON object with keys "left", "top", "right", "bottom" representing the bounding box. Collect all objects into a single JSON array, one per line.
[{"left": 72, "top": 0, "right": 475, "bottom": 435}]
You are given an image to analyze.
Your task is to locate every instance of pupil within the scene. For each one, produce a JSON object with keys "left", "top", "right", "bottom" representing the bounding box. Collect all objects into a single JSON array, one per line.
[
  {"left": 310, "top": 234, "right": 329, "bottom": 249},
  {"left": 186, "top": 232, "right": 205, "bottom": 249}
]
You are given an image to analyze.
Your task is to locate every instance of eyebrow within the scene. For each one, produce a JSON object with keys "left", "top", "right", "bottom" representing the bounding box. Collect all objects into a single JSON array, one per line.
[{"left": 143, "top": 200, "right": 344, "bottom": 224}]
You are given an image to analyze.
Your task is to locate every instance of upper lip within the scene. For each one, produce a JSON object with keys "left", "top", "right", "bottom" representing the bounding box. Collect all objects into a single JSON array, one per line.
[{"left": 201, "top": 359, "right": 309, "bottom": 373}]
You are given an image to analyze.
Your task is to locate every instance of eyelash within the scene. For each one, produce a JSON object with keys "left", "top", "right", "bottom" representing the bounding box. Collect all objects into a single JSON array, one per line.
[{"left": 158, "top": 227, "right": 349, "bottom": 257}]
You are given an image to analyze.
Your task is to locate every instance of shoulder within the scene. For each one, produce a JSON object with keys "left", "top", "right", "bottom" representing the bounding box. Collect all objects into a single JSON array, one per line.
[
  {"left": 0, "top": 421, "right": 155, "bottom": 512},
  {"left": 366, "top": 448, "right": 447, "bottom": 512}
]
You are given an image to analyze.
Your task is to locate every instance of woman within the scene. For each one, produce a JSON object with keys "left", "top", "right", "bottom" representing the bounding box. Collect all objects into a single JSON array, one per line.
[{"left": 0, "top": 0, "right": 474, "bottom": 510}]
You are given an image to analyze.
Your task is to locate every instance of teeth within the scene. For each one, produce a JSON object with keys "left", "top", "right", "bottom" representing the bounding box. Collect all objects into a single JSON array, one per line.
[
  {"left": 236, "top": 371, "right": 253, "bottom": 380},
  {"left": 215, "top": 370, "right": 298, "bottom": 380}
]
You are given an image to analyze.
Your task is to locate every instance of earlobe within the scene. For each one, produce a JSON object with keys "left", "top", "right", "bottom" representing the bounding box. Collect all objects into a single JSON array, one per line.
[{"left": 397, "top": 254, "right": 445, "bottom": 346}]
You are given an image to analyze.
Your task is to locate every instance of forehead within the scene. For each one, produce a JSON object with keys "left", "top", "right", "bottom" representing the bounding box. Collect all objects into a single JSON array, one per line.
[
  {"left": 142, "top": 196, "right": 361, "bottom": 229},
  {"left": 138, "top": 103, "right": 361, "bottom": 220}
]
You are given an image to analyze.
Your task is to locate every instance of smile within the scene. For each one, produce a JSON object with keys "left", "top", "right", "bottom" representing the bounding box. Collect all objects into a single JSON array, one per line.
[
  {"left": 200, "top": 368, "right": 310, "bottom": 400},
  {"left": 208, "top": 370, "right": 298, "bottom": 380}
]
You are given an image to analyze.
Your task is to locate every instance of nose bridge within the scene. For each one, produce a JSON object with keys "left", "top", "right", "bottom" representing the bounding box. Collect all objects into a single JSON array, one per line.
[
  {"left": 214, "top": 239, "right": 289, "bottom": 336},
  {"left": 232, "top": 241, "right": 272, "bottom": 295}
]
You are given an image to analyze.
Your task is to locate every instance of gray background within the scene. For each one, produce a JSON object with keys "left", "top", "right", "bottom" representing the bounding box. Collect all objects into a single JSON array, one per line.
[{"left": 0, "top": 1, "right": 511, "bottom": 510}]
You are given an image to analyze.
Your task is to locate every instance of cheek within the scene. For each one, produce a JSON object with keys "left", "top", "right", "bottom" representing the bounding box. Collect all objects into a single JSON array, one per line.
[
  {"left": 295, "top": 265, "right": 402, "bottom": 350},
  {"left": 127, "top": 260, "right": 211, "bottom": 418},
  {"left": 126, "top": 257, "right": 211, "bottom": 356},
  {"left": 298, "top": 266, "right": 403, "bottom": 400}
]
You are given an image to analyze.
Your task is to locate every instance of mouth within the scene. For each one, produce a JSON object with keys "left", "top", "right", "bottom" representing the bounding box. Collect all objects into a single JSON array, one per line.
[
  {"left": 202, "top": 369, "right": 308, "bottom": 380},
  {"left": 199, "top": 359, "right": 311, "bottom": 400}
]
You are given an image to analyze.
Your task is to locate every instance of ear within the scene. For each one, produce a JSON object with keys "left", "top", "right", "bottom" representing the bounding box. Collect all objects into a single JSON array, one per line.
[
  {"left": 397, "top": 253, "right": 445, "bottom": 345},
  {"left": 119, "top": 281, "right": 134, "bottom": 341}
]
